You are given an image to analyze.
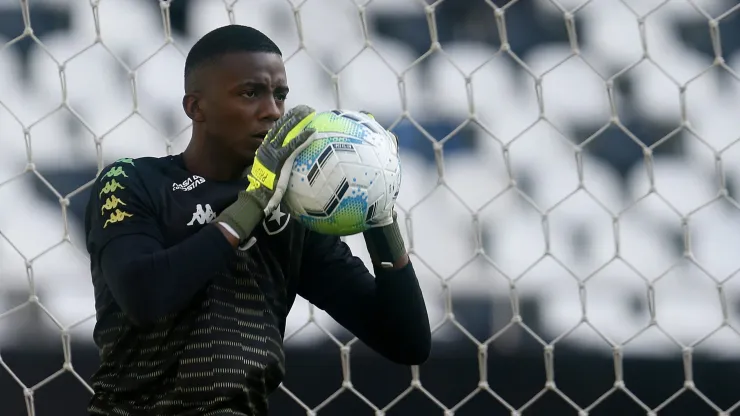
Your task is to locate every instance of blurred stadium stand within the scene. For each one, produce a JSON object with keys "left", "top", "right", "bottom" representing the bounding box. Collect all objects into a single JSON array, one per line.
[{"left": 3, "top": 0, "right": 740, "bottom": 414}]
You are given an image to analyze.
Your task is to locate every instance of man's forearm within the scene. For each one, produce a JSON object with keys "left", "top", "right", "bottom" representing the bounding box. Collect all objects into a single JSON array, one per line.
[
  {"left": 101, "top": 225, "right": 235, "bottom": 325},
  {"left": 309, "top": 260, "right": 431, "bottom": 365},
  {"left": 370, "top": 262, "right": 431, "bottom": 364}
]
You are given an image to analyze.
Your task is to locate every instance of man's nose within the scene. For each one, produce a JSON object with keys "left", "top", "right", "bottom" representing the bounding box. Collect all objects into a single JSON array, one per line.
[{"left": 261, "top": 98, "right": 282, "bottom": 121}]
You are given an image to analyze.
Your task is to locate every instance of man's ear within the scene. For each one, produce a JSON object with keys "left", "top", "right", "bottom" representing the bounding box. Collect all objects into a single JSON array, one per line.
[{"left": 183, "top": 93, "right": 205, "bottom": 122}]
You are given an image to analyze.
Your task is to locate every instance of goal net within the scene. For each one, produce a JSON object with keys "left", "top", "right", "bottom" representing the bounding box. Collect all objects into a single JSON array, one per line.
[{"left": 1, "top": 0, "right": 740, "bottom": 414}]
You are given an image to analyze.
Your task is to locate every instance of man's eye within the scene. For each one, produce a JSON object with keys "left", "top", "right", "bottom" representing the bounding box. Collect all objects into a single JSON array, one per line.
[
  {"left": 275, "top": 94, "right": 287, "bottom": 102},
  {"left": 242, "top": 91, "right": 256, "bottom": 98}
]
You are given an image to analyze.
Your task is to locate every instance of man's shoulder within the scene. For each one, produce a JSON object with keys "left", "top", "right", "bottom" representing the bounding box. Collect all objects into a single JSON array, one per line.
[
  {"left": 96, "top": 155, "right": 184, "bottom": 192},
  {"left": 98, "top": 156, "right": 176, "bottom": 179}
]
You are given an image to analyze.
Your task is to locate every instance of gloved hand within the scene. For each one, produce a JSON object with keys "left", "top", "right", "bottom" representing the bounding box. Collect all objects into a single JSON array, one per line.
[
  {"left": 358, "top": 110, "right": 399, "bottom": 229},
  {"left": 359, "top": 109, "right": 399, "bottom": 155},
  {"left": 357, "top": 110, "right": 407, "bottom": 267},
  {"left": 216, "top": 105, "right": 317, "bottom": 240}
]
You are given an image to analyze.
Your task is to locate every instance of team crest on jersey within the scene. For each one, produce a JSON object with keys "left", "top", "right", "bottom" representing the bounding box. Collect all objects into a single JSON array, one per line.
[
  {"left": 173, "top": 175, "right": 205, "bottom": 192},
  {"left": 262, "top": 204, "right": 290, "bottom": 236}
]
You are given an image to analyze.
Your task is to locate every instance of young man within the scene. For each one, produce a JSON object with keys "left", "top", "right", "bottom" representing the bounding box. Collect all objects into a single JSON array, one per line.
[{"left": 84, "top": 24, "right": 431, "bottom": 416}]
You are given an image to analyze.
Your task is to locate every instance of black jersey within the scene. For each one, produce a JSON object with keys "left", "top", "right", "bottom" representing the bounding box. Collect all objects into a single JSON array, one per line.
[{"left": 84, "top": 155, "right": 353, "bottom": 416}]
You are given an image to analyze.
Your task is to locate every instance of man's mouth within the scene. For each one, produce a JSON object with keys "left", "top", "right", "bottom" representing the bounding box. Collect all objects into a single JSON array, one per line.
[{"left": 252, "top": 131, "right": 269, "bottom": 140}]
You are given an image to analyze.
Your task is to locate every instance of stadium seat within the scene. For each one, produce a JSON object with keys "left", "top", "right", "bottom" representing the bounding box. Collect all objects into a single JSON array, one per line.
[
  {"left": 680, "top": 52, "right": 740, "bottom": 175},
  {"left": 2, "top": 39, "right": 92, "bottom": 170},
  {"left": 684, "top": 92, "right": 740, "bottom": 168},
  {"left": 365, "top": 0, "right": 425, "bottom": 16},
  {"left": 437, "top": 151, "right": 512, "bottom": 307},
  {"left": 186, "top": 0, "right": 233, "bottom": 41},
  {"left": 229, "top": 0, "right": 297, "bottom": 50},
  {"left": 523, "top": 43, "right": 611, "bottom": 128},
  {"left": 621, "top": 156, "right": 714, "bottom": 277},
  {"left": 0, "top": 168, "right": 88, "bottom": 306},
  {"left": 283, "top": 51, "right": 336, "bottom": 112},
  {"left": 426, "top": 42, "right": 559, "bottom": 155},
  {"left": 293, "top": 1, "right": 366, "bottom": 68},
  {"left": 530, "top": 156, "right": 623, "bottom": 274},
  {"left": 188, "top": 0, "right": 298, "bottom": 54},
  {"left": 64, "top": 0, "right": 163, "bottom": 65},
  {"left": 442, "top": 147, "right": 508, "bottom": 212},
  {"left": 0, "top": 42, "right": 28, "bottom": 167},
  {"left": 27, "top": 30, "right": 166, "bottom": 163},
  {"left": 427, "top": 41, "right": 517, "bottom": 123},
  {"left": 132, "top": 44, "right": 191, "bottom": 136},
  {"left": 337, "top": 37, "right": 424, "bottom": 119},
  {"left": 635, "top": 157, "right": 740, "bottom": 310},
  {"left": 625, "top": 154, "right": 716, "bottom": 222},
  {"left": 575, "top": 0, "right": 648, "bottom": 72}
]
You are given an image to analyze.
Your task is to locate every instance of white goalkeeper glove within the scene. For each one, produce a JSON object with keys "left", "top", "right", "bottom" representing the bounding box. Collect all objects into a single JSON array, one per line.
[{"left": 359, "top": 110, "right": 406, "bottom": 267}]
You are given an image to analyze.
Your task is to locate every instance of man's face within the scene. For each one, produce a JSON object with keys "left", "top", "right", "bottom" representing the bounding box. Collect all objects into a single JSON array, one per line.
[{"left": 195, "top": 51, "right": 288, "bottom": 162}]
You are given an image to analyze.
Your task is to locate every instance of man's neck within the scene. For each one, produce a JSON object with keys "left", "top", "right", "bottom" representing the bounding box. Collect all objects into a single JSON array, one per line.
[{"left": 182, "top": 140, "right": 248, "bottom": 182}]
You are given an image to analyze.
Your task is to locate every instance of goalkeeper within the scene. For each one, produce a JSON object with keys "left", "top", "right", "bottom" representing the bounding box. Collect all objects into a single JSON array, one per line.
[{"left": 84, "top": 24, "right": 430, "bottom": 416}]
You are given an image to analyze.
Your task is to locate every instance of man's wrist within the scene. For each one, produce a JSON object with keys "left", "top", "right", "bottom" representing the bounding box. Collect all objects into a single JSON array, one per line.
[
  {"left": 215, "top": 222, "right": 240, "bottom": 248},
  {"left": 218, "top": 222, "right": 240, "bottom": 239},
  {"left": 363, "top": 216, "right": 407, "bottom": 269},
  {"left": 215, "top": 191, "right": 264, "bottom": 241}
]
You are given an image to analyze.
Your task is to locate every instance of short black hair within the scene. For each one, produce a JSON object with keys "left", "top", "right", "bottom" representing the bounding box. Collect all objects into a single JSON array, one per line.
[{"left": 184, "top": 25, "right": 282, "bottom": 90}]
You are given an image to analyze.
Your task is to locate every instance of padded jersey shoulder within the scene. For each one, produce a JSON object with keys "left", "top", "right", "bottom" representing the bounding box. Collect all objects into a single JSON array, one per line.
[
  {"left": 99, "top": 155, "right": 183, "bottom": 184},
  {"left": 86, "top": 156, "right": 189, "bottom": 249},
  {"left": 95, "top": 155, "right": 193, "bottom": 202}
]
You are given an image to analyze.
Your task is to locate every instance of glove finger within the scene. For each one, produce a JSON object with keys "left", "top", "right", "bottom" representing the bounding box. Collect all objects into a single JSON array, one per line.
[
  {"left": 279, "top": 106, "right": 318, "bottom": 148},
  {"left": 264, "top": 188, "right": 285, "bottom": 216},
  {"left": 289, "top": 104, "right": 316, "bottom": 119},
  {"left": 359, "top": 110, "right": 375, "bottom": 119},
  {"left": 388, "top": 131, "right": 399, "bottom": 147},
  {"left": 265, "top": 105, "right": 311, "bottom": 144},
  {"left": 272, "top": 130, "right": 318, "bottom": 198},
  {"left": 389, "top": 132, "right": 400, "bottom": 156},
  {"left": 266, "top": 112, "right": 299, "bottom": 145},
  {"left": 264, "top": 124, "right": 283, "bottom": 146},
  {"left": 271, "top": 105, "right": 315, "bottom": 143},
  {"left": 286, "top": 129, "right": 316, "bottom": 152}
]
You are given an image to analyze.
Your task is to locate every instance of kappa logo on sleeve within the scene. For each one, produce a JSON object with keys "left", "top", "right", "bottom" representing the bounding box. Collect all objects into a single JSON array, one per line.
[
  {"left": 115, "top": 158, "right": 135, "bottom": 166},
  {"left": 98, "top": 164, "right": 134, "bottom": 228},
  {"left": 103, "top": 209, "right": 133, "bottom": 228},
  {"left": 100, "top": 195, "right": 126, "bottom": 215},
  {"left": 99, "top": 179, "right": 125, "bottom": 198},
  {"left": 100, "top": 166, "right": 128, "bottom": 181}
]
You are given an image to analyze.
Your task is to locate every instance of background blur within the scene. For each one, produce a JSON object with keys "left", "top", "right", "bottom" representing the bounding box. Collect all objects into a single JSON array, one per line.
[{"left": 2, "top": 0, "right": 740, "bottom": 414}]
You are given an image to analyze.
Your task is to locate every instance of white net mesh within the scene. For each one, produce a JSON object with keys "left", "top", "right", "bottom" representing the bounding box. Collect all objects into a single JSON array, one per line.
[{"left": 3, "top": 0, "right": 740, "bottom": 414}]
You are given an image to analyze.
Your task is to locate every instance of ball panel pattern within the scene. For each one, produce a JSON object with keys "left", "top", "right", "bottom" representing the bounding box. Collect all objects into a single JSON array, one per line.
[
  {"left": 299, "top": 191, "right": 370, "bottom": 236},
  {"left": 284, "top": 110, "right": 402, "bottom": 236}
]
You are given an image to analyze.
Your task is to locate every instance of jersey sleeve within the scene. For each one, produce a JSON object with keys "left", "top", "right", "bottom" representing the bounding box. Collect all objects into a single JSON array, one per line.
[
  {"left": 297, "top": 231, "right": 373, "bottom": 309},
  {"left": 297, "top": 230, "right": 432, "bottom": 364},
  {"left": 85, "top": 158, "right": 164, "bottom": 260}
]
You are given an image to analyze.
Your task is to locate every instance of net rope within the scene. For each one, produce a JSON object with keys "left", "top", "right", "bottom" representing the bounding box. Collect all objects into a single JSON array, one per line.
[{"left": 1, "top": 0, "right": 740, "bottom": 414}]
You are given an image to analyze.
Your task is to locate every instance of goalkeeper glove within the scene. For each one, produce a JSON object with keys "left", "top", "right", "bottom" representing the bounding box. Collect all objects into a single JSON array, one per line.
[
  {"left": 216, "top": 105, "right": 317, "bottom": 240},
  {"left": 357, "top": 110, "right": 406, "bottom": 267},
  {"left": 359, "top": 109, "right": 399, "bottom": 154},
  {"left": 359, "top": 109, "right": 399, "bottom": 230}
]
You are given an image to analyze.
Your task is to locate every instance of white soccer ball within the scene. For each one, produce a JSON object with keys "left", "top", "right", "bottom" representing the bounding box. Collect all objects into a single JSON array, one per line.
[{"left": 283, "top": 110, "right": 401, "bottom": 236}]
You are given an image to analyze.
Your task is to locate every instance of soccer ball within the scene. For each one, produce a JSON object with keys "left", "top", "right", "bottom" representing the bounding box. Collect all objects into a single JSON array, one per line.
[{"left": 283, "top": 110, "right": 401, "bottom": 236}]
